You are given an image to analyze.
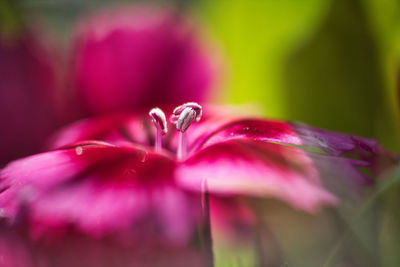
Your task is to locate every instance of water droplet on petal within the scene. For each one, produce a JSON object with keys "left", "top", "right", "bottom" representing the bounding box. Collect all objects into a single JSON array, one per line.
[
  {"left": 75, "top": 146, "right": 83, "bottom": 155},
  {"left": 141, "top": 152, "right": 147, "bottom": 163}
]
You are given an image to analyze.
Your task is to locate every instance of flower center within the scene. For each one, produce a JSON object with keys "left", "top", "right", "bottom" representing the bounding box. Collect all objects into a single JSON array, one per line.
[
  {"left": 149, "top": 107, "right": 167, "bottom": 151},
  {"left": 170, "top": 102, "right": 202, "bottom": 160}
]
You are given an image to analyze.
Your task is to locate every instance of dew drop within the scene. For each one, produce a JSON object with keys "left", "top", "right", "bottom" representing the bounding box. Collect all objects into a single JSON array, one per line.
[
  {"left": 140, "top": 152, "right": 147, "bottom": 163},
  {"left": 244, "top": 127, "right": 250, "bottom": 131},
  {"left": 75, "top": 146, "right": 83, "bottom": 155}
]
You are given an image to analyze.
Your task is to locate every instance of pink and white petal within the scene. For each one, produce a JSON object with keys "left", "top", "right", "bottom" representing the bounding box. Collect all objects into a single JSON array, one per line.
[
  {"left": 0, "top": 143, "right": 198, "bottom": 243},
  {"left": 188, "top": 118, "right": 301, "bottom": 153},
  {"left": 176, "top": 139, "right": 337, "bottom": 213},
  {"left": 30, "top": 183, "right": 199, "bottom": 245},
  {"left": 185, "top": 114, "right": 396, "bottom": 178},
  {"left": 184, "top": 116, "right": 397, "bottom": 187},
  {"left": 0, "top": 141, "right": 131, "bottom": 217},
  {"left": 0, "top": 145, "right": 97, "bottom": 218},
  {"left": 167, "top": 105, "right": 300, "bottom": 155}
]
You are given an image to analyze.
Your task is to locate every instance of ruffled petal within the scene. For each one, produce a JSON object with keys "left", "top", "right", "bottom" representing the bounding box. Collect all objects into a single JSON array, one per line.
[
  {"left": 186, "top": 117, "right": 398, "bottom": 188},
  {"left": 187, "top": 118, "right": 301, "bottom": 153},
  {"left": 176, "top": 139, "right": 338, "bottom": 213},
  {"left": 0, "top": 142, "right": 200, "bottom": 244}
]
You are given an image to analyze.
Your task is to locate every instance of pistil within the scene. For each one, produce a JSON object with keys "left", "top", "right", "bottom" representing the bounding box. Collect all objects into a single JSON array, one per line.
[
  {"left": 170, "top": 102, "right": 202, "bottom": 160},
  {"left": 149, "top": 107, "right": 167, "bottom": 151}
]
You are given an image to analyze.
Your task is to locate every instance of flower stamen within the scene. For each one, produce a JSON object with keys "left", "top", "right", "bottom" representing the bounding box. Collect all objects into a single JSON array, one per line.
[
  {"left": 171, "top": 102, "right": 202, "bottom": 160},
  {"left": 149, "top": 107, "right": 167, "bottom": 151}
]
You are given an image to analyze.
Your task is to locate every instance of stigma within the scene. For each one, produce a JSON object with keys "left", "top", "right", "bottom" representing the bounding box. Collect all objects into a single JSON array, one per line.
[
  {"left": 170, "top": 102, "right": 202, "bottom": 160},
  {"left": 170, "top": 102, "right": 202, "bottom": 133},
  {"left": 149, "top": 107, "right": 167, "bottom": 151}
]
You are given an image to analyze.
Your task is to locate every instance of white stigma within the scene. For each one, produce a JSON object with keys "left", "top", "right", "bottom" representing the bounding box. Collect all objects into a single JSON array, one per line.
[
  {"left": 149, "top": 107, "right": 168, "bottom": 135},
  {"left": 149, "top": 107, "right": 167, "bottom": 151},
  {"left": 170, "top": 102, "right": 202, "bottom": 133},
  {"left": 171, "top": 102, "right": 202, "bottom": 160}
]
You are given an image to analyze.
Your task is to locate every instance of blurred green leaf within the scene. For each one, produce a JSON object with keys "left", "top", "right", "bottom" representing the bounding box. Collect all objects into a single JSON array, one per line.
[
  {"left": 0, "top": 0, "right": 24, "bottom": 37},
  {"left": 196, "top": 0, "right": 331, "bottom": 118},
  {"left": 283, "top": 0, "right": 400, "bottom": 151},
  {"left": 283, "top": 0, "right": 381, "bottom": 135}
]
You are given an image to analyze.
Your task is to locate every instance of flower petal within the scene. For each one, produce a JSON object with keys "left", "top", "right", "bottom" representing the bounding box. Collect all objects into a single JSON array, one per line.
[
  {"left": 185, "top": 116, "right": 397, "bottom": 187},
  {"left": 289, "top": 122, "right": 399, "bottom": 180},
  {"left": 187, "top": 118, "right": 301, "bottom": 153},
  {"left": 72, "top": 5, "right": 213, "bottom": 116},
  {"left": 289, "top": 122, "right": 383, "bottom": 157},
  {"left": 176, "top": 139, "right": 338, "bottom": 213},
  {"left": 0, "top": 142, "right": 200, "bottom": 244},
  {"left": 48, "top": 113, "right": 150, "bottom": 149}
]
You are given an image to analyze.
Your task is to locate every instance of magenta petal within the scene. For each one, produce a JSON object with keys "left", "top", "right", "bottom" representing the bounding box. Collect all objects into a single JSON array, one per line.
[
  {"left": 187, "top": 118, "right": 301, "bottom": 153},
  {"left": 184, "top": 116, "right": 396, "bottom": 188},
  {"left": 48, "top": 113, "right": 149, "bottom": 149},
  {"left": 72, "top": 5, "right": 213, "bottom": 116},
  {"left": 176, "top": 139, "right": 337, "bottom": 213},
  {"left": 0, "top": 142, "right": 199, "bottom": 244}
]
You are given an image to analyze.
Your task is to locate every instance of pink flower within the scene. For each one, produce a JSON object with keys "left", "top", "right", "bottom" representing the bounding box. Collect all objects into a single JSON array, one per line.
[
  {"left": 0, "top": 103, "right": 396, "bottom": 266},
  {"left": 3, "top": 104, "right": 392, "bottom": 224},
  {"left": 70, "top": 6, "right": 213, "bottom": 117},
  {"left": 50, "top": 104, "right": 395, "bottom": 204}
]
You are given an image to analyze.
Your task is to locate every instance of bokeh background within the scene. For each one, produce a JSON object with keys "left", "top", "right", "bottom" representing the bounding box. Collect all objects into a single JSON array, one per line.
[{"left": 4, "top": 0, "right": 399, "bottom": 151}]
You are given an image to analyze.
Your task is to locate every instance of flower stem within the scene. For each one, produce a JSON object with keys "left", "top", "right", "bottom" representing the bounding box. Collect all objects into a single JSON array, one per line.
[
  {"left": 155, "top": 124, "right": 162, "bottom": 152},
  {"left": 177, "top": 131, "right": 187, "bottom": 160},
  {"left": 149, "top": 107, "right": 167, "bottom": 151},
  {"left": 201, "top": 179, "right": 214, "bottom": 267}
]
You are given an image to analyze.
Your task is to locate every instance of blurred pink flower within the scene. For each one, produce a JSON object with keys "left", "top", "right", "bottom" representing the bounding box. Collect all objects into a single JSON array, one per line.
[
  {"left": 70, "top": 6, "right": 213, "bottom": 117},
  {"left": 0, "top": 29, "right": 59, "bottom": 165}
]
